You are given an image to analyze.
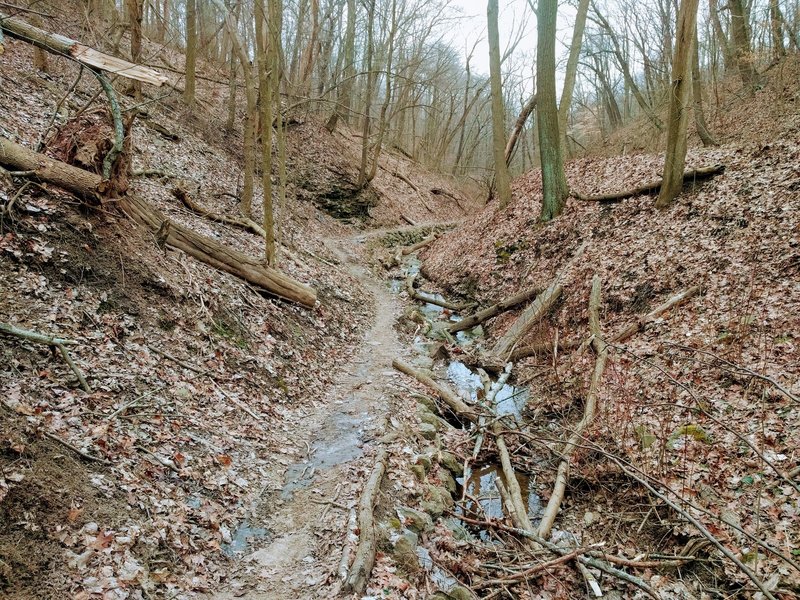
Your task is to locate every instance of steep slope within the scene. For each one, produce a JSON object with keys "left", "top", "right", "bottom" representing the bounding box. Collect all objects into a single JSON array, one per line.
[{"left": 419, "top": 113, "right": 799, "bottom": 594}]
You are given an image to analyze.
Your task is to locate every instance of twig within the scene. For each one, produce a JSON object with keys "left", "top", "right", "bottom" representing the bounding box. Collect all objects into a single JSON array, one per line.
[
  {"left": 148, "top": 345, "right": 209, "bottom": 375},
  {"left": 43, "top": 431, "right": 110, "bottom": 464},
  {"left": 0, "top": 322, "right": 91, "bottom": 392},
  {"left": 606, "top": 455, "right": 778, "bottom": 599},
  {"left": 135, "top": 445, "right": 179, "bottom": 473}
]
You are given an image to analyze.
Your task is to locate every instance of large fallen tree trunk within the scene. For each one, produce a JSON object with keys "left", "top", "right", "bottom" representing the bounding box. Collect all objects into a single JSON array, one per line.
[
  {"left": 0, "top": 136, "right": 317, "bottom": 308},
  {"left": 448, "top": 286, "right": 541, "bottom": 334},
  {"left": 491, "top": 282, "right": 563, "bottom": 360},
  {"left": 0, "top": 12, "right": 168, "bottom": 86},
  {"left": 571, "top": 165, "right": 724, "bottom": 202},
  {"left": 343, "top": 448, "right": 388, "bottom": 594}
]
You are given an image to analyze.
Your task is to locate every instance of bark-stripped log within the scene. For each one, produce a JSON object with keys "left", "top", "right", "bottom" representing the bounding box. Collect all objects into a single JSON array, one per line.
[
  {"left": 611, "top": 286, "right": 702, "bottom": 343},
  {"left": 448, "top": 286, "right": 541, "bottom": 334},
  {"left": 491, "top": 283, "right": 563, "bottom": 360},
  {"left": 392, "top": 359, "right": 474, "bottom": 419},
  {"left": 0, "top": 12, "right": 168, "bottom": 86},
  {"left": 537, "top": 275, "right": 608, "bottom": 538},
  {"left": 0, "top": 136, "right": 317, "bottom": 308}
]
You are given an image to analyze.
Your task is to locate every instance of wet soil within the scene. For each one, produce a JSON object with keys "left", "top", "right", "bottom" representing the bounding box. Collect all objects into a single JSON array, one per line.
[{"left": 209, "top": 235, "right": 406, "bottom": 599}]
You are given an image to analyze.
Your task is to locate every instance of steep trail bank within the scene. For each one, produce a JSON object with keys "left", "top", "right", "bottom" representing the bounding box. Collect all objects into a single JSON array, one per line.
[{"left": 210, "top": 233, "right": 411, "bottom": 599}]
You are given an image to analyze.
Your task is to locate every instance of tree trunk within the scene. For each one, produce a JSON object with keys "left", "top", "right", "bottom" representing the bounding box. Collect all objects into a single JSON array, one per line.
[
  {"left": 487, "top": 0, "right": 512, "bottom": 208},
  {"left": 728, "top": 0, "right": 760, "bottom": 93},
  {"left": 0, "top": 12, "right": 167, "bottom": 86},
  {"left": 0, "top": 136, "right": 316, "bottom": 308},
  {"left": 558, "top": 0, "right": 590, "bottom": 157},
  {"left": 537, "top": 0, "right": 569, "bottom": 221},
  {"left": 692, "top": 30, "right": 718, "bottom": 147},
  {"left": 126, "top": 0, "right": 144, "bottom": 99},
  {"left": 255, "top": 0, "right": 275, "bottom": 265},
  {"left": 356, "top": 0, "right": 376, "bottom": 188},
  {"left": 656, "top": 0, "right": 701, "bottom": 208},
  {"left": 184, "top": 0, "right": 197, "bottom": 108},
  {"left": 504, "top": 93, "right": 537, "bottom": 166},
  {"left": 769, "top": 0, "right": 786, "bottom": 61}
]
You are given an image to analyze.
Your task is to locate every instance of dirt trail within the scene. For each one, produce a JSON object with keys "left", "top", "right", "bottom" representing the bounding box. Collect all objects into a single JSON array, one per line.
[{"left": 211, "top": 234, "right": 406, "bottom": 599}]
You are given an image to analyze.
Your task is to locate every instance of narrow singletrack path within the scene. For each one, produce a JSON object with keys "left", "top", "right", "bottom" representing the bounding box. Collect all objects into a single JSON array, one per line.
[{"left": 211, "top": 233, "right": 407, "bottom": 599}]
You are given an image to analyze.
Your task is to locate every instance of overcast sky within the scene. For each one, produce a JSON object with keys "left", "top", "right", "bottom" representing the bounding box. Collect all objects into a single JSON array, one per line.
[{"left": 444, "top": 0, "right": 577, "bottom": 83}]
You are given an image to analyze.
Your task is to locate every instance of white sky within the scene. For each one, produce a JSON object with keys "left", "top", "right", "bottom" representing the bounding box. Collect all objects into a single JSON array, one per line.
[{"left": 444, "top": 0, "right": 576, "bottom": 84}]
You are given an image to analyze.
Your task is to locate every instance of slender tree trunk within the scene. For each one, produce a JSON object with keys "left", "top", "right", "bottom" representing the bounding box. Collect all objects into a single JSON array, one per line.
[
  {"left": 328, "top": 0, "right": 356, "bottom": 130},
  {"left": 692, "top": 30, "right": 717, "bottom": 146},
  {"left": 255, "top": 0, "right": 275, "bottom": 265},
  {"left": 537, "top": 0, "right": 569, "bottom": 221},
  {"left": 357, "top": 0, "right": 376, "bottom": 187},
  {"left": 656, "top": 0, "right": 701, "bottom": 208},
  {"left": 769, "top": 0, "right": 787, "bottom": 60},
  {"left": 487, "top": 0, "right": 512, "bottom": 208},
  {"left": 184, "top": 0, "right": 197, "bottom": 108},
  {"left": 368, "top": 0, "right": 397, "bottom": 181},
  {"left": 728, "top": 0, "right": 760, "bottom": 93},
  {"left": 558, "top": 0, "right": 589, "bottom": 157},
  {"left": 126, "top": 0, "right": 143, "bottom": 99},
  {"left": 708, "top": 0, "right": 735, "bottom": 75}
]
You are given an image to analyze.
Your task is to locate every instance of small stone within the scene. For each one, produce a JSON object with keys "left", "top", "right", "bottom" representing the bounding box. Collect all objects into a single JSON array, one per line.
[
  {"left": 437, "top": 468, "right": 457, "bottom": 494},
  {"left": 448, "top": 586, "right": 473, "bottom": 600},
  {"left": 418, "top": 423, "right": 437, "bottom": 440},
  {"left": 438, "top": 451, "right": 463, "bottom": 475},
  {"left": 415, "top": 454, "right": 432, "bottom": 472},
  {"left": 396, "top": 506, "right": 433, "bottom": 533},
  {"left": 411, "top": 464, "right": 426, "bottom": 482},
  {"left": 583, "top": 511, "right": 599, "bottom": 526},
  {"left": 418, "top": 408, "right": 441, "bottom": 430}
]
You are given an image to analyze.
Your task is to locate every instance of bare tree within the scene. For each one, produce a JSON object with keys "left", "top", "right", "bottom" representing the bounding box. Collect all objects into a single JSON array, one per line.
[
  {"left": 537, "top": 0, "right": 569, "bottom": 221},
  {"left": 488, "top": 0, "right": 512, "bottom": 208},
  {"left": 656, "top": 0, "right": 700, "bottom": 208}
]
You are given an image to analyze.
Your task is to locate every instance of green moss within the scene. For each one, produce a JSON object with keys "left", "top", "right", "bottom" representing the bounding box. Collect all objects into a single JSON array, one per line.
[{"left": 667, "top": 424, "right": 712, "bottom": 448}]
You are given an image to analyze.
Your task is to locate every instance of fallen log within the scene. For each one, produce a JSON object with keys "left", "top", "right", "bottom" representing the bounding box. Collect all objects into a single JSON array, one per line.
[
  {"left": 0, "top": 12, "right": 168, "bottom": 86},
  {"left": 537, "top": 275, "right": 608, "bottom": 539},
  {"left": 392, "top": 359, "right": 474, "bottom": 420},
  {"left": 405, "top": 274, "right": 472, "bottom": 312},
  {"left": 0, "top": 136, "right": 317, "bottom": 308},
  {"left": 491, "top": 282, "right": 563, "bottom": 360},
  {"left": 344, "top": 448, "right": 388, "bottom": 594},
  {"left": 430, "top": 187, "right": 467, "bottom": 212},
  {"left": 571, "top": 165, "right": 725, "bottom": 202},
  {"left": 172, "top": 187, "right": 266, "bottom": 238},
  {"left": 448, "top": 286, "right": 541, "bottom": 334},
  {"left": 401, "top": 234, "right": 436, "bottom": 256},
  {"left": 611, "top": 285, "right": 701, "bottom": 343}
]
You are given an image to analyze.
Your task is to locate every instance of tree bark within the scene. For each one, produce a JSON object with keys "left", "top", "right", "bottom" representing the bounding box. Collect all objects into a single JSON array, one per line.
[
  {"left": 558, "top": 0, "right": 590, "bottom": 157},
  {"left": 504, "top": 93, "right": 537, "bottom": 166},
  {"left": 0, "top": 12, "right": 167, "bottom": 86},
  {"left": 492, "top": 283, "right": 563, "bottom": 360},
  {"left": 572, "top": 165, "right": 724, "bottom": 202},
  {"left": 0, "top": 136, "right": 317, "bottom": 308},
  {"left": 487, "top": 0, "right": 512, "bottom": 208},
  {"left": 692, "top": 30, "right": 718, "bottom": 147},
  {"left": 537, "top": 0, "right": 569, "bottom": 221},
  {"left": 184, "top": 0, "right": 197, "bottom": 107},
  {"left": 447, "top": 286, "right": 541, "bottom": 334},
  {"left": 656, "top": 0, "right": 701, "bottom": 209},
  {"left": 728, "top": 0, "right": 760, "bottom": 93}
]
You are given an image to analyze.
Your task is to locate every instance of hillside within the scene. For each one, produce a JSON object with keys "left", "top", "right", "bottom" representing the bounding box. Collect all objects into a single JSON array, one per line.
[{"left": 1, "top": 4, "right": 799, "bottom": 600}]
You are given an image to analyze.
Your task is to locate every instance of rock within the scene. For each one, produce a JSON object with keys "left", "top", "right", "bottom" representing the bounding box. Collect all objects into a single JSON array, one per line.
[
  {"left": 418, "top": 407, "right": 441, "bottom": 430},
  {"left": 447, "top": 586, "right": 473, "bottom": 600},
  {"left": 439, "top": 451, "right": 463, "bottom": 476},
  {"left": 411, "top": 464, "right": 426, "bottom": 482},
  {"left": 422, "top": 484, "right": 454, "bottom": 518},
  {"left": 428, "top": 342, "right": 449, "bottom": 360},
  {"left": 437, "top": 468, "right": 457, "bottom": 494},
  {"left": 415, "top": 454, "right": 433, "bottom": 472},
  {"left": 396, "top": 506, "right": 433, "bottom": 534},
  {"left": 415, "top": 395, "right": 438, "bottom": 413},
  {"left": 392, "top": 535, "right": 420, "bottom": 571},
  {"left": 418, "top": 423, "right": 437, "bottom": 440}
]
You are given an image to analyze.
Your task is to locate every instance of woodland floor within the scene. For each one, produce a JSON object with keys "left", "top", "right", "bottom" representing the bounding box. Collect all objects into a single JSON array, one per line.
[{"left": 2, "top": 12, "right": 800, "bottom": 600}]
